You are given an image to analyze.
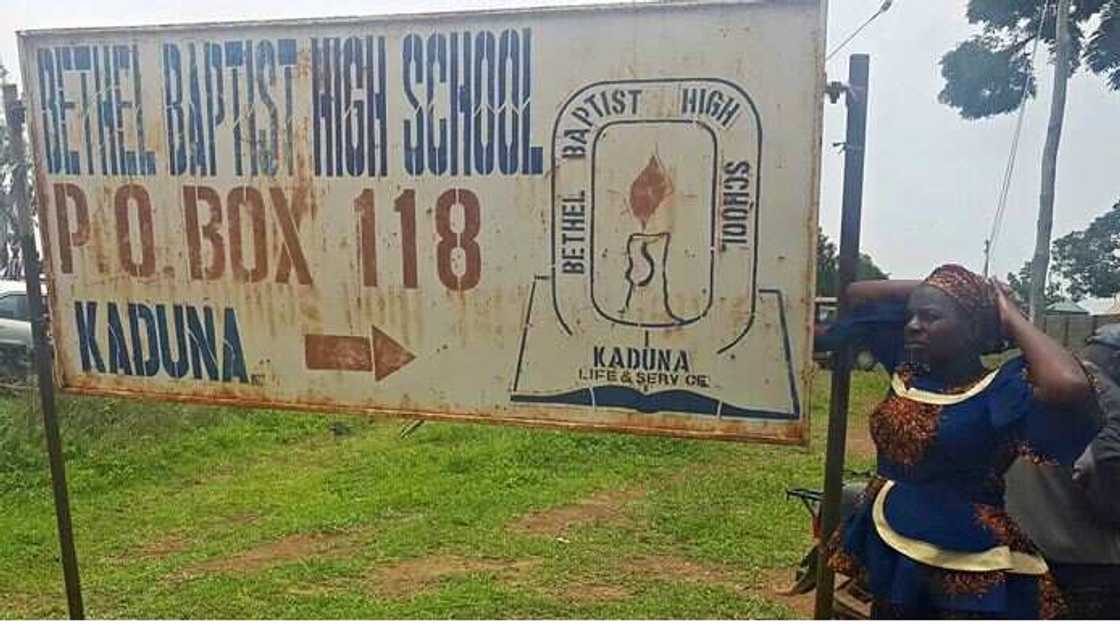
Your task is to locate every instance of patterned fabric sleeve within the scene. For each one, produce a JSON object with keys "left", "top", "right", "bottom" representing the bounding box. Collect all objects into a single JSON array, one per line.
[
  {"left": 987, "top": 357, "right": 1098, "bottom": 466},
  {"left": 814, "top": 302, "right": 908, "bottom": 374}
]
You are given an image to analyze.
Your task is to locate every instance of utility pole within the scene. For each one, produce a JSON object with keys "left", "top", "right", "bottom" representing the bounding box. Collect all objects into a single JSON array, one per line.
[{"left": 1029, "top": 0, "right": 1071, "bottom": 324}]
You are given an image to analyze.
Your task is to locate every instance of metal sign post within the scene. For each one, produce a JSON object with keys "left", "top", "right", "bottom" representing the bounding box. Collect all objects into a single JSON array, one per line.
[
  {"left": 814, "top": 53, "right": 869, "bottom": 620},
  {"left": 3, "top": 84, "right": 86, "bottom": 620}
]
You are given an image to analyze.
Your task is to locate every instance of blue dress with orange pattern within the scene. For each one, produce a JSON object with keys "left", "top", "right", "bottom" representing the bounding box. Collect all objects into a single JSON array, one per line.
[{"left": 821, "top": 303, "right": 1096, "bottom": 618}]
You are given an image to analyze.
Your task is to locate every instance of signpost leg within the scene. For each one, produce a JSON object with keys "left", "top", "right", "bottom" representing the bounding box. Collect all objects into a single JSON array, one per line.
[
  {"left": 813, "top": 54, "right": 870, "bottom": 620},
  {"left": 3, "top": 84, "right": 86, "bottom": 620}
]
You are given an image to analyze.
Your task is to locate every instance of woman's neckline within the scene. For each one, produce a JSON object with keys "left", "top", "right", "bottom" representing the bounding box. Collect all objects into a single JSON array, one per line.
[{"left": 894, "top": 366, "right": 1000, "bottom": 406}]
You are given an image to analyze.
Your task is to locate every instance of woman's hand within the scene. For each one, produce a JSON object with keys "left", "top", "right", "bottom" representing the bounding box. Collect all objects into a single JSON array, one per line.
[
  {"left": 987, "top": 277, "right": 1091, "bottom": 405},
  {"left": 990, "top": 278, "right": 1027, "bottom": 338}
]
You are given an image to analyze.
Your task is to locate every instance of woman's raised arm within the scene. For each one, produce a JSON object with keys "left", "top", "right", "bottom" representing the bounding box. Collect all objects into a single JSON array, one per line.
[
  {"left": 993, "top": 282, "right": 1091, "bottom": 406},
  {"left": 845, "top": 279, "right": 922, "bottom": 308}
]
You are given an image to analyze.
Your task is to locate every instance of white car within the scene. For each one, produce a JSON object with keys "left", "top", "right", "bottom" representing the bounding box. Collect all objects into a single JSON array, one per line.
[{"left": 0, "top": 280, "right": 32, "bottom": 376}]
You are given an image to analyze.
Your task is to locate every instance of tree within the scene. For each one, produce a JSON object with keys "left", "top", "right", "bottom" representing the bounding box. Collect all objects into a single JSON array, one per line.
[
  {"left": 938, "top": 0, "right": 1120, "bottom": 321},
  {"left": 1051, "top": 200, "right": 1120, "bottom": 300},
  {"left": 816, "top": 229, "right": 889, "bottom": 297},
  {"left": 0, "top": 60, "right": 26, "bottom": 279},
  {"left": 1007, "top": 258, "right": 1064, "bottom": 306},
  {"left": 817, "top": 228, "right": 838, "bottom": 296},
  {"left": 939, "top": 0, "right": 1120, "bottom": 116},
  {"left": 0, "top": 59, "right": 30, "bottom": 282}
]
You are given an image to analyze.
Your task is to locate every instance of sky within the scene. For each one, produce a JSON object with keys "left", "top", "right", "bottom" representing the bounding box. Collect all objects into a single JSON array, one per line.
[{"left": 2, "top": 0, "right": 1118, "bottom": 309}]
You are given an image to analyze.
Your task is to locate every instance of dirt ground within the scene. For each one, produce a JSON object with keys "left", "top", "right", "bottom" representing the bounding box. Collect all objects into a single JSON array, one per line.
[{"left": 508, "top": 488, "right": 645, "bottom": 536}]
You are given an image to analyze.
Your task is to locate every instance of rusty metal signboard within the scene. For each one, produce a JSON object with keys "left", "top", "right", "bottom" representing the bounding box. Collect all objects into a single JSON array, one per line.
[{"left": 18, "top": 0, "right": 824, "bottom": 443}]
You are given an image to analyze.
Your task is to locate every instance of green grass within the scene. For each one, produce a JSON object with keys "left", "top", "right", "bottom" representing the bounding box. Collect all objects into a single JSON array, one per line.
[{"left": 0, "top": 368, "right": 887, "bottom": 619}]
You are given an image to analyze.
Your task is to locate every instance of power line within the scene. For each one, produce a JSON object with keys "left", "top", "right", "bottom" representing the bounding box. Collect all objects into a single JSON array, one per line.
[{"left": 826, "top": 0, "right": 896, "bottom": 61}]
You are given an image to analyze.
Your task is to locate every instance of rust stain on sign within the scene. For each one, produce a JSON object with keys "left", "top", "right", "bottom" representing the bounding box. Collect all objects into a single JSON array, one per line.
[{"left": 19, "top": 0, "right": 824, "bottom": 446}]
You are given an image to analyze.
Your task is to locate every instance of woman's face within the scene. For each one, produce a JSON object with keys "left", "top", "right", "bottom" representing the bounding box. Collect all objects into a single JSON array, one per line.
[{"left": 904, "top": 285, "right": 976, "bottom": 369}]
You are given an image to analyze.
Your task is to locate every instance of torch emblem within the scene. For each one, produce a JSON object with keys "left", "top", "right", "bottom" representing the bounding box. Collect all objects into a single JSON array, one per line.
[{"left": 619, "top": 155, "right": 684, "bottom": 325}]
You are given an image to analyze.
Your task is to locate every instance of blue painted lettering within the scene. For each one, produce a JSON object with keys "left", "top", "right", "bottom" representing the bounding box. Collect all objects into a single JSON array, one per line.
[
  {"left": 74, "top": 301, "right": 105, "bottom": 373},
  {"left": 398, "top": 28, "right": 542, "bottom": 177},
  {"left": 164, "top": 38, "right": 295, "bottom": 177},
  {"left": 72, "top": 301, "right": 249, "bottom": 382},
  {"left": 312, "top": 36, "right": 388, "bottom": 177},
  {"left": 37, "top": 44, "right": 155, "bottom": 176}
]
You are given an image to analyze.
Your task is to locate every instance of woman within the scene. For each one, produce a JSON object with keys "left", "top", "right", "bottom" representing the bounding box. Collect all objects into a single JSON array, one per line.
[{"left": 822, "top": 264, "right": 1097, "bottom": 618}]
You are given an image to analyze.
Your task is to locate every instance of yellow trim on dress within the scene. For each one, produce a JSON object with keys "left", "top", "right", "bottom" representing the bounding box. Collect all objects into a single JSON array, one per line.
[
  {"left": 872, "top": 481, "right": 1048, "bottom": 575},
  {"left": 890, "top": 368, "right": 1001, "bottom": 406}
]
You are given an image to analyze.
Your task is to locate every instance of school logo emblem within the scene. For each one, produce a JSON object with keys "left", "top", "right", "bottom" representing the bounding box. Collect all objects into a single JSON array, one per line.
[{"left": 511, "top": 78, "right": 801, "bottom": 421}]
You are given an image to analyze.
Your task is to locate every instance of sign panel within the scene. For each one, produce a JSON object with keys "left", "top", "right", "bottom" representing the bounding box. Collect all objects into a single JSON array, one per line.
[{"left": 19, "top": 0, "right": 824, "bottom": 443}]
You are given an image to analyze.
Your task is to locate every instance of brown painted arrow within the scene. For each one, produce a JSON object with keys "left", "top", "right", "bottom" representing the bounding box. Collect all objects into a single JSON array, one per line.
[
  {"left": 304, "top": 334, "right": 373, "bottom": 371},
  {"left": 304, "top": 326, "right": 415, "bottom": 381},
  {"left": 371, "top": 326, "right": 415, "bottom": 381}
]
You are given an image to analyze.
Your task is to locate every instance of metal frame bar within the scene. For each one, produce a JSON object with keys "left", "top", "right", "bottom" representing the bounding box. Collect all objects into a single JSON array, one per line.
[
  {"left": 814, "top": 53, "right": 869, "bottom": 620},
  {"left": 3, "top": 83, "right": 85, "bottom": 620}
]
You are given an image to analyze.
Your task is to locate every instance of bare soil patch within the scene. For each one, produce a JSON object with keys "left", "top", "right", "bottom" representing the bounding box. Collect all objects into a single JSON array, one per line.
[
  {"left": 509, "top": 488, "right": 644, "bottom": 536},
  {"left": 137, "top": 534, "right": 190, "bottom": 558},
  {"left": 752, "top": 567, "right": 815, "bottom": 618},
  {"left": 846, "top": 426, "right": 876, "bottom": 461},
  {"left": 0, "top": 592, "right": 45, "bottom": 618},
  {"left": 107, "top": 533, "right": 190, "bottom": 563},
  {"left": 370, "top": 555, "right": 540, "bottom": 599},
  {"left": 178, "top": 531, "right": 358, "bottom": 577}
]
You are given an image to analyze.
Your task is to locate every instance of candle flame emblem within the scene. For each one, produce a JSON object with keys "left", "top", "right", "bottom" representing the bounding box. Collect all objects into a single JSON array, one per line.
[{"left": 628, "top": 154, "right": 673, "bottom": 228}]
